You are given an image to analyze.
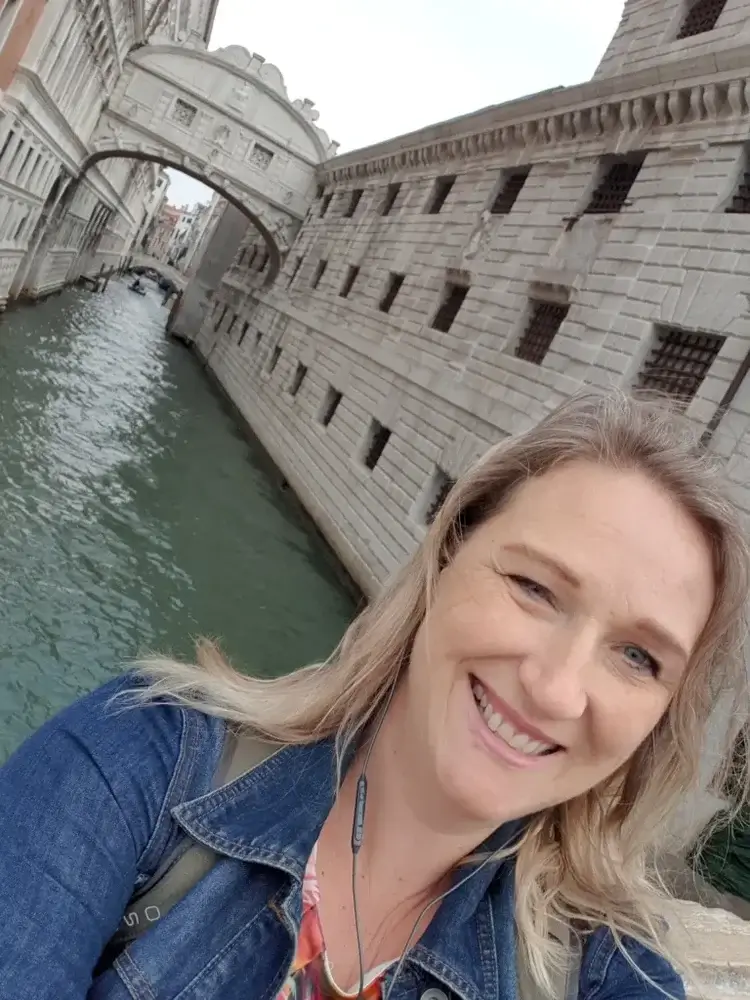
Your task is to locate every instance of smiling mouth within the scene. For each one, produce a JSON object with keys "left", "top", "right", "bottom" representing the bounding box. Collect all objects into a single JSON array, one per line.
[{"left": 470, "top": 676, "right": 562, "bottom": 758}]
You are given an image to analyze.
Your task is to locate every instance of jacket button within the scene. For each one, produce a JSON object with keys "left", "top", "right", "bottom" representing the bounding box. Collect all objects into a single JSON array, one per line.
[{"left": 420, "top": 991, "right": 448, "bottom": 1000}]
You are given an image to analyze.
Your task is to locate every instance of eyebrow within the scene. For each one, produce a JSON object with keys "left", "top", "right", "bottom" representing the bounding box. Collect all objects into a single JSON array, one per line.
[
  {"left": 501, "top": 542, "right": 582, "bottom": 590},
  {"left": 500, "top": 542, "right": 691, "bottom": 662}
]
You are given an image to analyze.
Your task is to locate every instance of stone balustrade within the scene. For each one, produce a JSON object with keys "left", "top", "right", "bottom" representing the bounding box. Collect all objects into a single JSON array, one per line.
[{"left": 324, "top": 41, "right": 750, "bottom": 182}]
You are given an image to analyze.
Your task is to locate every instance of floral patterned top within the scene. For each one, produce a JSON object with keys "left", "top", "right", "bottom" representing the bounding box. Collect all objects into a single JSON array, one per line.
[{"left": 278, "top": 844, "right": 392, "bottom": 999}]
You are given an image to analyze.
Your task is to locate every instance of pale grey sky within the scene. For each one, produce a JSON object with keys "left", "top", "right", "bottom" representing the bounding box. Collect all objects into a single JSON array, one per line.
[{"left": 167, "top": 0, "right": 626, "bottom": 206}]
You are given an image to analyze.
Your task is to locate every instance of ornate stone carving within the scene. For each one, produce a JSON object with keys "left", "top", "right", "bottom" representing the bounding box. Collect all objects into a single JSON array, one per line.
[
  {"left": 462, "top": 210, "right": 493, "bottom": 262},
  {"left": 323, "top": 54, "right": 750, "bottom": 186},
  {"left": 248, "top": 143, "right": 273, "bottom": 171}
]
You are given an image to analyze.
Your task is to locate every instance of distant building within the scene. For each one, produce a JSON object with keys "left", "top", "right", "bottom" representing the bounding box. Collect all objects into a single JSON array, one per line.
[{"left": 147, "top": 204, "right": 182, "bottom": 262}]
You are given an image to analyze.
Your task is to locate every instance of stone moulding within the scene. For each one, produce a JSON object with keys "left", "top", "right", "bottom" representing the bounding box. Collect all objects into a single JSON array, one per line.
[{"left": 322, "top": 42, "right": 750, "bottom": 184}]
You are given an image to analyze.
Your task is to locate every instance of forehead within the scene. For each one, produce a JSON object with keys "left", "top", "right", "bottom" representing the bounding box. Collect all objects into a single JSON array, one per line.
[{"left": 465, "top": 461, "right": 715, "bottom": 641}]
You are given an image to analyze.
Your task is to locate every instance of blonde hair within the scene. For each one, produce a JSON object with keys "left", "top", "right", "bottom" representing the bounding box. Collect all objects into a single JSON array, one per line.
[{"left": 132, "top": 388, "right": 750, "bottom": 996}]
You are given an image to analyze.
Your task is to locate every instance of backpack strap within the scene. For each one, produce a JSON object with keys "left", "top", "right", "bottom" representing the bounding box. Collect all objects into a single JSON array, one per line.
[
  {"left": 516, "top": 916, "right": 582, "bottom": 1000},
  {"left": 98, "top": 730, "right": 278, "bottom": 971}
]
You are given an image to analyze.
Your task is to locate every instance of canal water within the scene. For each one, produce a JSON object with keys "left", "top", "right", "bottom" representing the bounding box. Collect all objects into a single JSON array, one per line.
[{"left": 0, "top": 278, "right": 357, "bottom": 762}]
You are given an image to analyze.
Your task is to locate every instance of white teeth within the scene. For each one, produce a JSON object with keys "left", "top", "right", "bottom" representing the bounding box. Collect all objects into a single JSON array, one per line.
[{"left": 471, "top": 680, "right": 556, "bottom": 757}]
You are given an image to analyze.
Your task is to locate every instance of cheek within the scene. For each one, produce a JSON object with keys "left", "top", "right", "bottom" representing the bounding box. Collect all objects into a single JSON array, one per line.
[{"left": 590, "top": 686, "right": 670, "bottom": 764}]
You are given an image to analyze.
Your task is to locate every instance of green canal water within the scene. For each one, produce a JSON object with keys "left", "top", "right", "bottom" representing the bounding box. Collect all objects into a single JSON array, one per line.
[{"left": 0, "top": 279, "right": 357, "bottom": 762}]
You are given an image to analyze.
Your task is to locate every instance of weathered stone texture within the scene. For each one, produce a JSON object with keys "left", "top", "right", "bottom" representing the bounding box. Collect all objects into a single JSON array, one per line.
[{"left": 179, "top": 0, "right": 750, "bottom": 985}]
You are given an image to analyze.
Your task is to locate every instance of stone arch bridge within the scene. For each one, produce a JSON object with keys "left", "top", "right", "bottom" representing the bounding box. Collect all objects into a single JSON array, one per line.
[
  {"left": 128, "top": 253, "right": 187, "bottom": 289},
  {"left": 87, "top": 41, "right": 337, "bottom": 283}
]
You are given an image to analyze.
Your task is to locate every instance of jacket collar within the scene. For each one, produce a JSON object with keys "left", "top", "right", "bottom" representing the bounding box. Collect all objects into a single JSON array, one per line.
[{"left": 173, "top": 736, "right": 524, "bottom": 1000}]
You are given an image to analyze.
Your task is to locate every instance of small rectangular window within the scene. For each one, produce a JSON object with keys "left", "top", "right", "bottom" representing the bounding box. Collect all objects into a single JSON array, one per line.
[
  {"left": 268, "top": 345, "right": 282, "bottom": 373},
  {"left": 431, "top": 282, "right": 469, "bottom": 332},
  {"left": 0, "top": 129, "right": 15, "bottom": 164},
  {"left": 339, "top": 264, "right": 360, "bottom": 298},
  {"left": 320, "top": 193, "right": 333, "bottom": 217},
  {"left": 254, "top": 330, "right": 263, "bottom": 349},
  {"left": 636, "top": 325, "right": 724, "bottom": 403},
  {"left": 258, "top": 249, "right": 270, "bottom": 272},
  {"left": 238, "top": 321, "right": 250, "bottom": 346},
  {"left": 289, "top": 255, "right": 304, "bottom": 286},
  {"left": 424, "top": 468, "right": 456, "bottom": 525},
  {"left": 315, "top": 183, "right": 326, "bottom": 200},
  {"left": 363, "top": 419, "right": 391, "bottom": 470},
  {"left": 676, "top": 0, "right": 726, "bottom": 38},
  {"left": 490, "top": 167, "right": 531, "bottom": 215},
  {"left": 381, "top": 183, "right": 401, "bottom": 216},
  {"left": 584, "top": 155, "right": 645, "bottom": 215},
  {"left": 379, "top": 272, "right": 405, "bottom": 313},
  {"left": 345, "top": 189, "right": 364, "bottom": 218},
  {"left": 425, "top": 175, "right": 456, "bottom": 214},
  {"left": 320, "top": 387, "right": 342, "bottom": 427},
  {"left": 515, "top": 300, "right": 569, "bottom": 365},
  {"left": 290, "top": 362, "right": 308, "bottom": 397},
  {"left": 311, "top": 260, "right": 328, "bottom": 289}
]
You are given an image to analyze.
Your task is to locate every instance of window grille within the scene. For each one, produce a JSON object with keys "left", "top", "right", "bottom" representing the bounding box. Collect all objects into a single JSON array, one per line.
[
  {"left": 584, "top": 157, "right": 644, "bottom": 215},
  {"left": 636, "top": 325, "right": 724, "bottom": 402},
  {"left": 515, "top": 301, "right": 569, "bottom": 365},
  {"left": 676, "top": 0, "right": 726, "bottom": 39}
]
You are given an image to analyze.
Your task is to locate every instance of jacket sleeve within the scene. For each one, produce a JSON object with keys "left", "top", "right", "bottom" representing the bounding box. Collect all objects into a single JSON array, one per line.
[
  {"left": 580, "top": 927, "right": 686, "bottom": 1000},
  {"left": 0, "top": 672, "right": 185, "bottom": 999}
]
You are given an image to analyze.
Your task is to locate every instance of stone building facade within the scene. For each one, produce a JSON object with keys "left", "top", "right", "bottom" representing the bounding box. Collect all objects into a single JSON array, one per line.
[
  {"left": 193, "top": 0, "right": 750, "bottom": 595},
  {"left": 0, "top": 0, "right": 216, "bottom": 308},
  {"left": 173, "top": 4, "right": 750, "bottom": 980}
]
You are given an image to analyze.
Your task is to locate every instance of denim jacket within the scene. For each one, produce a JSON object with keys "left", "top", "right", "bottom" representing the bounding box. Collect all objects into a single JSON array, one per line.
[{"left": 0, "top": 672, "right": 685, "bottom": 1000}]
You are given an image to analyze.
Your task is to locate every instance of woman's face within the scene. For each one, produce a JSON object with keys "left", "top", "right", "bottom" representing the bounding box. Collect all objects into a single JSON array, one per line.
[{"left": 404, "top": 460, "right": 715, "bottom": 828}]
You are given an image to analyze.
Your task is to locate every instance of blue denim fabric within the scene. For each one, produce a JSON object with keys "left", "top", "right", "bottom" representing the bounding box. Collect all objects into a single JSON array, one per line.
[{"left": 0, "top": 672, "right": 685, "bottom": 1000}]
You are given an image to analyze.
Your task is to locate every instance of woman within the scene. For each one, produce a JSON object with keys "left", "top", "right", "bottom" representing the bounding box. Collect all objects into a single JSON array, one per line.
[{"left": 0, "top": 389, "right": 748, "bottom": 1000}]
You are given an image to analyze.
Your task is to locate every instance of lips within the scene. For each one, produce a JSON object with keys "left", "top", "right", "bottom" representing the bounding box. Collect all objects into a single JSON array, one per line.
[{"left": 470, "top": 674, "right": 563, "bottom": 758}]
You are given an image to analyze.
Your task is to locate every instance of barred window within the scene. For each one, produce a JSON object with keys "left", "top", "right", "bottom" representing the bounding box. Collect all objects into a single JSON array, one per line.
[
  {"left": 584, "top": 156, "right": 644, "bottom": 215},
  {"left": 515, "top": 301, "right": 569, "bottom": 365},
  {"left": 424, "top": 468, "right": 456, "bottom": 524},
  {"left": 676, "top": 0, "right": 727, "bottom": 39},
  {"left": 636, "top": 325, "right": 724, "bottom": 402}
]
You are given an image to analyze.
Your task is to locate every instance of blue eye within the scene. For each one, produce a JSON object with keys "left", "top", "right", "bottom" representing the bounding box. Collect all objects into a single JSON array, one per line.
[
  {"left": 508, "top": 575, "right": 554, "bottom": 604},
  {"left": 622, "top": 644, "right": 660, "bottom": 677}
]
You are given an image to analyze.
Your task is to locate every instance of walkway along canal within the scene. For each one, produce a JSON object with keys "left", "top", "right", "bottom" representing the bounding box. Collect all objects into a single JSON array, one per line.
[{"left": 0, "top": 278, "right": 357, "bottom": 762}]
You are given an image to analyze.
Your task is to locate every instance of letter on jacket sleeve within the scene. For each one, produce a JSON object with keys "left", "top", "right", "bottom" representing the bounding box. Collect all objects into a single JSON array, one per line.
[{"left": 0, "top": 673, "right": 182, "bottom": 999}]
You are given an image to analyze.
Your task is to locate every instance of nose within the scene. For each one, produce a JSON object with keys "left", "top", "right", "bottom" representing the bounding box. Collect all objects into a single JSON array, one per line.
[{"left": 517, "top": 619, "right": 594, "bottom": 721}]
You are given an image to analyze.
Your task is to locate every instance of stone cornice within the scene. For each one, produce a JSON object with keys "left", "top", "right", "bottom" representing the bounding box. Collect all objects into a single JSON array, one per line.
[{"left": 322, "top": 42, "right": 750, "bottom": 184}]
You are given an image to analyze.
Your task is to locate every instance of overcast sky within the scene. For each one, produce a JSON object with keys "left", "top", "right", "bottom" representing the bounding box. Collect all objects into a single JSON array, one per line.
[{"left": 166, "top": 0, "right": 625, "bottom": 207}]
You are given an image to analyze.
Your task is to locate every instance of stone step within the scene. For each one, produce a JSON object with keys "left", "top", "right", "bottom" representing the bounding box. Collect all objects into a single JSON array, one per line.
[{"left": 672, "top": 901, "right": 750, "bottom": 999}]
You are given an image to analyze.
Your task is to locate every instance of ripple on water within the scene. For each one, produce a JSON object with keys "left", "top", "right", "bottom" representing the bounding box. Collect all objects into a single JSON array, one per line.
[{"left": 0, "top": 280, "right": 356, "bottom": 761}]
